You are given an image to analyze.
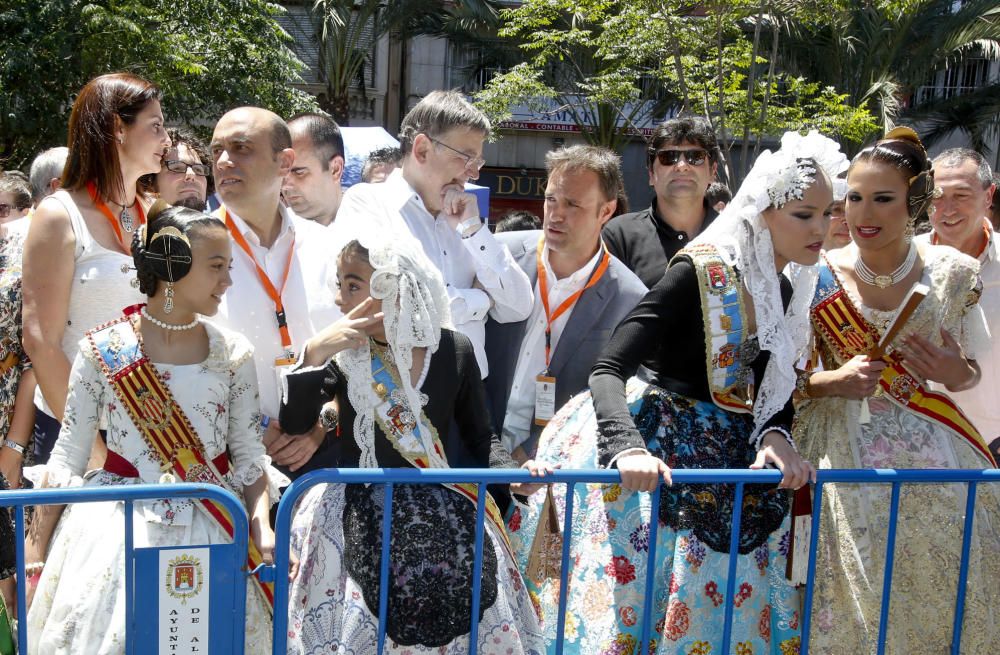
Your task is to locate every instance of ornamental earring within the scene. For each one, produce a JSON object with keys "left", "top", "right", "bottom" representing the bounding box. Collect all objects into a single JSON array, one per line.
[
  {"left": 118, "top": 136, "right": 124, "bottom": 145},
  {"left": 164, "top": 282, "right": 175, "bottom": 314},
  {"left": 905, "top": 216, "right": 916, "bottom": 242}
]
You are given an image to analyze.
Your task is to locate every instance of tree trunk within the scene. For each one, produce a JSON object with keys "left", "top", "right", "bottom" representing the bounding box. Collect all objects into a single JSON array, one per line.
[
  {"left": 322, "top": 89, "right": 352, "bottom": 126},
  {"left": 739, "top": 1, "right": 766, "bottom": 180}
]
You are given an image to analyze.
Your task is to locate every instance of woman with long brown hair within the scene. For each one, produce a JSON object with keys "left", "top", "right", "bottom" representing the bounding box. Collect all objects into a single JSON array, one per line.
[{"left": 22, "top": 73, "right": 170, "bottom": 465}]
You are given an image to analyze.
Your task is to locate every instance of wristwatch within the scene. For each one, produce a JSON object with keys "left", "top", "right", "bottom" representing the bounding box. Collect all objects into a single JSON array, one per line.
[
  {"left": 320, "top": 403, "right": 339, "bottom": 431},
  {"left": 4, "top": 439, "right": 25, "bottom": 455},
  {"left": 457, "top": 216, "right": 483, "bottom": 239}
]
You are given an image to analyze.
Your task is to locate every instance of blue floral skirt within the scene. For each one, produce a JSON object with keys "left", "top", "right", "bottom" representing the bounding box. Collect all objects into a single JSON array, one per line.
[{"left": 506, "top": 379, "right": 801, "bottom": 655}]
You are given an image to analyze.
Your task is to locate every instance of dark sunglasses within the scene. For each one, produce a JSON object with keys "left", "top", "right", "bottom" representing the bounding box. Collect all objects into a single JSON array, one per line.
[
  {"left": 163, "top": 159, "right": 211, "bottom": 177},
  {"left": 653, "top": 149, "right": 709, "bottom": 167}
]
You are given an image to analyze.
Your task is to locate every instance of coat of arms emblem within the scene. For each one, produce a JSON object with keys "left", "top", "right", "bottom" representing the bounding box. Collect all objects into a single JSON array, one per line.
[{"left": 165, "top": 554, "right": 204, "bottom": 604}]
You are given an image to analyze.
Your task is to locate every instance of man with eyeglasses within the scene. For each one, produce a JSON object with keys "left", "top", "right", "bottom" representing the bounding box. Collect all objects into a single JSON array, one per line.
[
  {"left": 147, "top": 127, "right": 213, "bottom": 211},
  {"left": 334, "top": 90, "right": 532, "bottom": 379},
  {"left": 602, "top": 117, "right": 721, "bottom": 287}
]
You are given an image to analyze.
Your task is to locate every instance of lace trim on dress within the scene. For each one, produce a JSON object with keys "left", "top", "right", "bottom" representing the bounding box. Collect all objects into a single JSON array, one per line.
[
  {"left": 334, "top": 237, "right": 453, "bottom": 470},
  {"left": 693, "top": 131, "right": 848, "bottom": 443}
]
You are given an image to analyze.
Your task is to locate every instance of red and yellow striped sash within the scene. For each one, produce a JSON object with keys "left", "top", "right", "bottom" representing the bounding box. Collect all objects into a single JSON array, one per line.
[
  {"left": 88, "top": 313, "right": 275, "bottom": 610},
  {"left": 811, "top": 289, "right": 996, "bottom": 467}
]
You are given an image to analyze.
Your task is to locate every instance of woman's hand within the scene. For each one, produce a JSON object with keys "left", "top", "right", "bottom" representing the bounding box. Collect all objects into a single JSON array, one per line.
[
  {"left": 812, "top": 355, "right": 886, "bottom": 399},
  {"left": 302, "top": 298, "right": 384, "bottom": 367},
  {"left": 750, "top": 432, "right": 816, "bottom": 490},
  {"left": 251, "top": 519, "right": 275, "bottom": 566},
  {"left": 0, "top": 445, "right": 23, "bottom": 489},
  {"left": 899, "top": 329, "right": 978, "bottom": 390},
  {"left": 509, "top": 459, "right": 555, "bottom": 497},
  {"left": 616, "top": 452, "right": 672, "bottom": 492}
]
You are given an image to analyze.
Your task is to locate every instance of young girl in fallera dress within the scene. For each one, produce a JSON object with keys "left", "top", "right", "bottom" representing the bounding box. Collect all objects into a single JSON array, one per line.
[
  {"left": 279, "top": 236, "right": 543, "bottom": 654},
  {"left": 23, "top": 205, "right": 278, "bottom": 655}
]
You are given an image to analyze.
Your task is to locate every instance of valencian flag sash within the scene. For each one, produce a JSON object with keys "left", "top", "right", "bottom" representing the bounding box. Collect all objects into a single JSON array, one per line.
[
  {"left": 87, "top": 311, "right": 275, "bottom": 610},
  {"left": 809, "top": 266, "right": 996, "bottom": 468},
  {"left": 367, "top": 345, "right": 514, "bottom": 557},
  {"left": 681, "top": 243, "right": 755, "bottom": 414}
]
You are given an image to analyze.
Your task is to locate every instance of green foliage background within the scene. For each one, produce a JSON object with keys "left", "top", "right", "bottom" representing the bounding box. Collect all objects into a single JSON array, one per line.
[{"left": 0, "top": 0, "right": 318, "bottom": 168}]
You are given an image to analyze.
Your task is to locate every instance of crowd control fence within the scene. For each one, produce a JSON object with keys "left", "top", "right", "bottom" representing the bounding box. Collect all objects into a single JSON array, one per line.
[
  {"left": 269, "top": 467, "right": 1000, "bottom": 655},
  {"left": 1, "top": 469, "right": 997, "bottom": 654},
  {"left": 0, "top": 483, "right": 251, "bottom": 655}
]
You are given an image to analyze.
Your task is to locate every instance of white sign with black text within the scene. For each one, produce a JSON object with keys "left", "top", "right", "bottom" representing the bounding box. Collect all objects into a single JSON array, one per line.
[{"left": 158, "top": 547, "right": 210, "bottom": 653}]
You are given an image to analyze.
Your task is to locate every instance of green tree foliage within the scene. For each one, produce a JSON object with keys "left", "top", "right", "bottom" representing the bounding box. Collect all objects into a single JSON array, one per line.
[
  {"left": 475, "top": 0, "right": 877, "bottom": 185},
  {"left": 0, "top": 0, "right": 317, "bottom": 169},
  {"left": 303, "top": 0, "right": 500, "bottom": 125},
  {"left": 779, "top": 0, "right": 1000, "bottom": 148}
]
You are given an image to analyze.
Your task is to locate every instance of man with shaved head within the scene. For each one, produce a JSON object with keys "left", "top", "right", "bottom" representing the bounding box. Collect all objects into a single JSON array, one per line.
[{"left": 210, "top": 107, "right": 340, "bottom": 478}]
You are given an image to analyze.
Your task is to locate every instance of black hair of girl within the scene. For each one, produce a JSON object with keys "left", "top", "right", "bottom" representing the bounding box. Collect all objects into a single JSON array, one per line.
[
  {"left": 850, "top": 130, "right": 934, "bottom": 222},
  {"left": 131, "top": 201, "right": 225, "bottom": 296},
  {"left": 340, "top": 239, "right": 370, "bottom": 265}
]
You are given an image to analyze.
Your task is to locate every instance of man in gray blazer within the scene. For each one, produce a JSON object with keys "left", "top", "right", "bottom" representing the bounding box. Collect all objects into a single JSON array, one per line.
[{"left": 485, "top": 146, "right": 647, "bottom": 462}]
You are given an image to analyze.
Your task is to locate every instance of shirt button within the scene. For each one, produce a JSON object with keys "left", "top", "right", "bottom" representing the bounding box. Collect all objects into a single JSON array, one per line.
[
  {"left": 443, "top": 250, "right": 447, "bottom": 256},
  {"left": 480, "top": 245, "right": 485, "bottom": 251}
]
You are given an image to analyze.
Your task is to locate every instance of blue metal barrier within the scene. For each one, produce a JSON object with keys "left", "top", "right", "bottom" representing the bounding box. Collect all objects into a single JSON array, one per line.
[
  {"left": 269, "top": 467, "right": 1000, "bottom": 655},
  {"left": 0, "top": 483, "right": 250, "bottom": 654}
]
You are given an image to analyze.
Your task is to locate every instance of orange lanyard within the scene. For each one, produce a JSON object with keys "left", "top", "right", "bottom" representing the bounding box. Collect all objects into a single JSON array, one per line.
[
  {"left": 931, "top": 221, "right": 991, "bottom": 260},
  {"left": 222, "top": 207, "right": 296, "bottom": 351},
  {"left": 536, "top": 236, "right": 611, "bottom": 368},
  {"left": 86, "top": 181, "right": 146, "bottom": 254}
]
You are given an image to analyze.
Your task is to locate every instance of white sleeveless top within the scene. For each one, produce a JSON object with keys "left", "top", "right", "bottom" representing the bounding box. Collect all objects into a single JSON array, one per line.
[{"left": 34, "top": 189, "right": 146, "bottom": 416}]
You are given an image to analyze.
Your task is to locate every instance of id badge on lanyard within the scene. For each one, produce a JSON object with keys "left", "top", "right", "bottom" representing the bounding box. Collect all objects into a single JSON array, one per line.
[
  {"left": 534, "top": 373, "right": 557, "bottom": 426},
  {"left": 532, "top": 236, "right": 611, "bottom": 427}
]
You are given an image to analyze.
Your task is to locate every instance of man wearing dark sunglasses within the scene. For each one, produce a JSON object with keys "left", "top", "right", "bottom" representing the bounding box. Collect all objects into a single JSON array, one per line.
[
  {"left": 146, "top": 127, "right": 214, "bottom": 211},
  {"left": 602, "top": 117, "right": 721, "bottom": 287}
]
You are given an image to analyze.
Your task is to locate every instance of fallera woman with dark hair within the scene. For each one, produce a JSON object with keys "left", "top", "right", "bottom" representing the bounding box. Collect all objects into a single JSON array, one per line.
[
  {"left": 23, "top": 203, "right": 277, "bottom": 654},
  {"left": 21, "top": 72, "right": 171, "bottom": 467},
  {"left": 794, "top": 127, "right": 1000, "bottom": 653}
]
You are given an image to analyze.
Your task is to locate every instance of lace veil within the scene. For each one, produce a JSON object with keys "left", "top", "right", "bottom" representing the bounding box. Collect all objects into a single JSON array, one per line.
[
  {"left": 333, "top": 234, "right": 454, "bottom": 468},
  {"left": 692, "top": 130, "right": 848, "bottom": 443}
]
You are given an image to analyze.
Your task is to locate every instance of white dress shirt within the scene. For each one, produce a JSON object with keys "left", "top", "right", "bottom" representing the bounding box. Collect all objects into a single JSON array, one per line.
[
  {"left": 213, "top": 204, "right": 340, "bottom": 419},
  {"left": 920, "top": 221, "right": 1000, "bottom": 442},
  {"left": 501, "top": 244, "right": 603, "bottom": 452},
  {"left": 333, "top": 169, "right": 532, "bottom": 376}
]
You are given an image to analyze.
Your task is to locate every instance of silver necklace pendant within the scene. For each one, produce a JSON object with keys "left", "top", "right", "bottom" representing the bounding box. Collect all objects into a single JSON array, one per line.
[
  {"left": 874, "top": 274, "right": 893, "bottom": 289},
  {"left": 120, "top": 206, "right": 134, "bottom": 232}
]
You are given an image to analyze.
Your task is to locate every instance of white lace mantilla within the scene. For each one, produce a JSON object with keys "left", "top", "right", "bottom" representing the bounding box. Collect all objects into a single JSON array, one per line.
[
  {"left": 694, "top": 130, "right": 848, "bottom": 443},
  {"left": 335, "top": 237, "right": 454, "bottom": 469}
]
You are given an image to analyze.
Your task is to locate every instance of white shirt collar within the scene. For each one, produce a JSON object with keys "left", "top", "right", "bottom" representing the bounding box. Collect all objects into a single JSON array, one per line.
[
  {"left": 541, "top": 241, "right": 604, "bottom": 287},
  {"left": 221, "top": 203, "right": 296, "bottom": 249},
  {"left": 982, "top": 219, "right": 997, "bottom": 265},
  {"left": 383, "top": 168, "right": 426, "bottom": 213}
]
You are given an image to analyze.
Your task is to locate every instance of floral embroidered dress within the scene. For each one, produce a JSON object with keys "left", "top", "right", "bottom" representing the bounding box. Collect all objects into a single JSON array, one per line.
[
  {"left": 793, "top": 245, "right": 1000, "bottom": 654},
  {"left": 25, "top": 318, "right": 275, "bottom": 655},
  {"left": 279, "top": 330, "right": 543, "bottom": 655},
  {"left": 507, "top": 252, "right": 802, "bottom": 655}
]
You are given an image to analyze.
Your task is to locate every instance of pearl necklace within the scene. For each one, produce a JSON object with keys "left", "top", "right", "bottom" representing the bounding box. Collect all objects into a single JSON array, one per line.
[
  {"left": 140, "top": 306, "right": 199, "bottom": 331},
  {"left": 854, "top": 243, "right": 918, "bottom": 289}
]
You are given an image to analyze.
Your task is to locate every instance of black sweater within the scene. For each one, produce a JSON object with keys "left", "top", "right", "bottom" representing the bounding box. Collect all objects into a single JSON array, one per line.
[
  {"left": 589, "top": 258, "right": 794, "bottom": 467},
  {"left": 279, "top": 329, "right": 518, "bottom": 472}
]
